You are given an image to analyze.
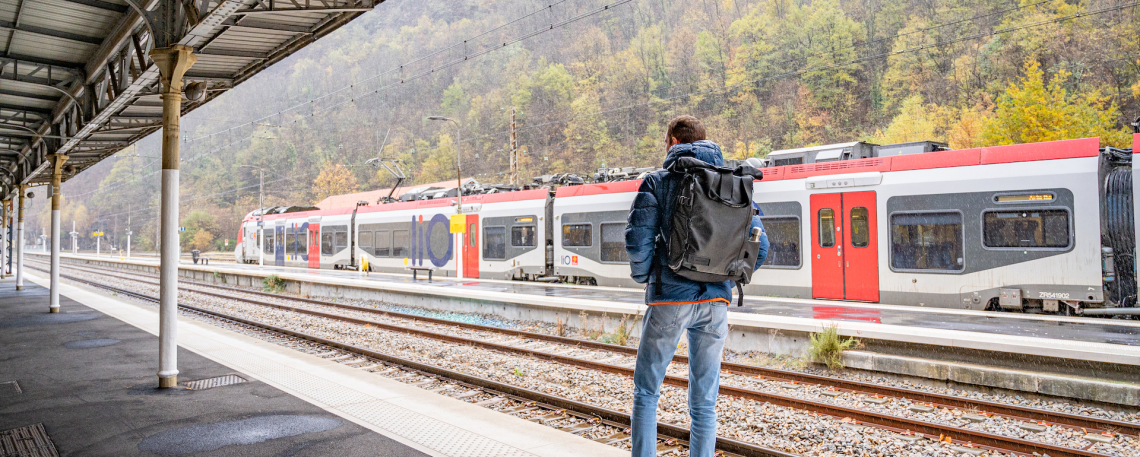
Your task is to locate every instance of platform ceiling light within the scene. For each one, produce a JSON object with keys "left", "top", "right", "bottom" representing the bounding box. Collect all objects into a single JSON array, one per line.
[{"left": 185, "top": 82, "right": 207, "bottom": 102}]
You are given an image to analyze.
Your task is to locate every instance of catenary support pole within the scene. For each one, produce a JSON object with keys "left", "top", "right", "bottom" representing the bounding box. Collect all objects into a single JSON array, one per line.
[
  {"left": 16, "top": 185, "right": 26, "bottom": 290},
  {"left": 49, "top": 154, "right": 67, "bottom": 313},
  {"left": 150, "top": 44, "right": 196, "bottom": 389}
]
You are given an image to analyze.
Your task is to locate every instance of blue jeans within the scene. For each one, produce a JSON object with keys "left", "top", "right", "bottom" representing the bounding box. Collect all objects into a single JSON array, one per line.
[{"left": 631, "top": 302, "right": 727, "bottom": 457}]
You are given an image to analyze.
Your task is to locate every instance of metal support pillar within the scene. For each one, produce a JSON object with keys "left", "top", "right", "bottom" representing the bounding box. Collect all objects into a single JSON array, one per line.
[
  {"left": 49, "top": 154, "right": 67, "bottom": 313},
  {"left": 150, "top": 44, "right": 196, "bottom": 389},
  {"left": 1, "top": 200, "right": 8, "bottom": 279},
  {"left": 15, "top": 185, "right": 26, "bottom": 290}
]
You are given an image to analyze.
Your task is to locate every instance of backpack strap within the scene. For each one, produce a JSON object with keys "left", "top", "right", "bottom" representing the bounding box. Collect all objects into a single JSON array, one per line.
[{"left": 736, "top": 282, "right": 745, "bottom": 307}]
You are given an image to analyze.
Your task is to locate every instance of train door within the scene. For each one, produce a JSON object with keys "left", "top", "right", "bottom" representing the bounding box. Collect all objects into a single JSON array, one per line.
[
  {"left": 809, "top": 192, "right": 879, "bottom": 301},
  {"left": 463, "top": 214, "right": 479, "bottom": 278},
  {"left": 843, "top": 192, "right": 879, "bottom": 302},
  {"left": 810, "top": 194, "right": 844, "bottom": 299},
  {"left": 308, "top": 223, "right": 320, "bottom": 269},
  {"left": 274, "top": 225, "right": 284, "bottom": 266}
]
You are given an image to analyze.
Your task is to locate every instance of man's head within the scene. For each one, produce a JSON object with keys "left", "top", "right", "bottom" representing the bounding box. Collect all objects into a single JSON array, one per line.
[{"left": 666, "top": 115, "right": 706, "bottom": 149}]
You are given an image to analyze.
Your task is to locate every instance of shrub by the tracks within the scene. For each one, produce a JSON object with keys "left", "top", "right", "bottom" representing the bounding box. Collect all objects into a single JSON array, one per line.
[
  {"left": 262, "top": 274, "right": 286, "bottom": 293},
  {"left": 808, "top": 325, "right": 860, "bottom": 370}
]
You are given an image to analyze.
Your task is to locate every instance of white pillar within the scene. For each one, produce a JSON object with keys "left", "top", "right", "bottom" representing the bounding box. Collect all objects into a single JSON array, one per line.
[
  {"left": 0, "top": 200, "right": 7, "bottom": 279},
  {"left": 151, "top": 44, "right": 196, "bottom": 389},
  {"left": 49, "top": 155, "right": 66, "bottom": 313},
  {"left": 15, "top": 186, "right": 25, "bottom": 290}
]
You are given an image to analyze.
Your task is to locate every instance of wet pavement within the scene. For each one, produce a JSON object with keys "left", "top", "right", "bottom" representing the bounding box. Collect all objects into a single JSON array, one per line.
[{"left": 0, "top": 281, "right": 426, "bottom": 457}]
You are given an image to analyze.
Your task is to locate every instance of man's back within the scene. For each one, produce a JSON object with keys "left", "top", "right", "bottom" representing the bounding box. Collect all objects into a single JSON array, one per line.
[{"left": 624, "top": 115, "right": 768, "bottom": 457}]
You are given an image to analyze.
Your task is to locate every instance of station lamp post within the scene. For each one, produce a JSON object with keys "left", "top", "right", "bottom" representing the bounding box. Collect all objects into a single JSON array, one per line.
[
  {"left": 70, "top": 221, "right": 77, "bottom": 254},
  {"left": 240, "top": 165, "right": 265, "bottom": 267}
]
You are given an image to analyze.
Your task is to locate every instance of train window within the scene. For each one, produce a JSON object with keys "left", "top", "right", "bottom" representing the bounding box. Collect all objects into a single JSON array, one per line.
[
  {"left": 600, "top": 223, "right": 629, "bottom": 263},
  {"left": 562, "top": 224, "right": 592, "bottom": 247},
  {"left": 392, "top": 230, "right": 409, "bottom": 258},
  {"left": 263, "top": 229, "right": 275, "bottom": 254},
  {"left": 818, "top": 209, "right": 835, "bottom": 247},
  {"left": 511, "top": 226, "right": 536, "bottom": 247},
  {"left": 983, "top": 209, "right": 1070, "bottom": 249},
  {"left": 297, "top": 227, "right": 307, "bottom": 252},
  {"left": 333, "top": 226, "right": 348, "bottom": 252},
  {"left": 469, "top": 224, "right": 477, "bottom": 247},
  {"left": 773, "top": 157, "right": 803, "bottom": 166},
  {"left": 359, "top": 231, "right": 373, "bottom": 254},
  {"left": 850, "top": 207, "right": 869, "bottom": 248},
  {"left": 890, "top": 212, "right": 964, "bottom": 272},
  {"left": 760, "top": 217, "right": 800, "bottom": 267},
  {"left": 375, "top": 230, "right": 390, "bottom": 257},
  {"left": 484, "top": 226, "right": 506, "bottom": 260},
  {"left": 321, "top": 230, "right": 334, "bottom": 256}
]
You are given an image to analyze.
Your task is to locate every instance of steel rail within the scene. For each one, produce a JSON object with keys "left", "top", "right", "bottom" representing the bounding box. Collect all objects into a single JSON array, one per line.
[
  {"left": 37, "top": 266, "right": 792, "bottom": 457},
  {"left": 48, "top": 259, "right": 1140, "bottom": 438},
  {"left": 43, "top": 263, "right": 1115, "bottom": 457}
]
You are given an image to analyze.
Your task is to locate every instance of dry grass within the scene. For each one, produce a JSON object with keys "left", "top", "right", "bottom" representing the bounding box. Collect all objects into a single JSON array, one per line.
[{"left": 807, "top": 324, "right": 861, "bottom": 370}]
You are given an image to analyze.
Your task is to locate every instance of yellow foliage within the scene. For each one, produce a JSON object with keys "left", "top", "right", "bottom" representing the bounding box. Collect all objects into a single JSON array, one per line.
[
  {"left": 190, "top": 229, "right": 214, "bottom": 251},
  {"left": 872, "top": 95, "right": 937, "bottom": 145},
  {"left": 311, "top": 165, "right": 359, "bottom": 204},
  {"left": 983, "top": 60, "right": 1131, "bottom": 148}
]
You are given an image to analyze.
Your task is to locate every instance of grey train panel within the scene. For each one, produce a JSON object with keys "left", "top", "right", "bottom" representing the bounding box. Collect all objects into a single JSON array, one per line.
[
  {"left": 560, "top": 211, "right": 630, "bottom": 265},
  {"left": 885, "top": 189, "right": 1075, "bottom": 275},
  {"left": 483, "top": 215, "right": 539, "bottom": 262},
  {"left": 556, "top": 266, "right": 641, "bottom": 288}
]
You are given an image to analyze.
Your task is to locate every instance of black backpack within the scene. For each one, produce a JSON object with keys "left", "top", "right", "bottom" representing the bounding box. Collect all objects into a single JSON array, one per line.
[{"left": 662, "top": 157, "right": 763, "bottom": 306}]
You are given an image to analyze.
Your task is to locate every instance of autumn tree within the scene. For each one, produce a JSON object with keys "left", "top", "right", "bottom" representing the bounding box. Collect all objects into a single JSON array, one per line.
[
  {"left": 983, "top": 60, "right": 1131, "bottom": 147},
  {"left": 191, "top": 229, "right": 215, "bottom": 252},
  {"left": 311, "top": 164, "right": 360, "bottom": 203}
]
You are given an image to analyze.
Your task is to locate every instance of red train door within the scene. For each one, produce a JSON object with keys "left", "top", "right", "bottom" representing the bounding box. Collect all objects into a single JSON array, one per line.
[
  {"left": 308, "top": 223, "right": 320, "bottom": 269},
  {"left": 810, "top": 194, "right": 844, "bottom": 299},
  {"left": 810, "top": 192, "right": 879, "bottom": 302},
  {"left": 843, "top": 191, "right": 879, "bottom": 302},
  {"left": 463, "top": 214, "right": 479, "bottom": 278}
]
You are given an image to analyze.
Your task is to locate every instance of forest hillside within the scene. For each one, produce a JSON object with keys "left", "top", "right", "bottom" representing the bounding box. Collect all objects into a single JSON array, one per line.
[{"left": 34, "top": 0, "right": 1140, "bottom": 252}]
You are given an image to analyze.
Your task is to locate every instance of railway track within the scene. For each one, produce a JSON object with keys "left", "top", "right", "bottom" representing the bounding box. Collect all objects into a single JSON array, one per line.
[{"left": 38, "top": 260, "right": 1136, "bottom": 457}]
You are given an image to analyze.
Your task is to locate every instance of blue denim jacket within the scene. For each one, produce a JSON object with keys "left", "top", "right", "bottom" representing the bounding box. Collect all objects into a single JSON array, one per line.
[{"left": 624, "top": 140, "right": 769, "bottom": 305}]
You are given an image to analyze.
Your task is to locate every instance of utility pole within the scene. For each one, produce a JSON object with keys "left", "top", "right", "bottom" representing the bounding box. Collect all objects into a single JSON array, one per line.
[{"left": 509, "top": 107, "right": 518, "bottom": 188}]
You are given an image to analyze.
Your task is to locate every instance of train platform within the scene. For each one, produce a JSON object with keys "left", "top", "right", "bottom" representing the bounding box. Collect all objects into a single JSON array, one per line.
[
  {"left": 44, "top": 252, "right": 1140, "bottom": 350},
  {"left": 2, "top": 272, "right": 624, "bottom": 457},
  {"left": 31, "top": 253, "right": 1140, "bottom": 406}
]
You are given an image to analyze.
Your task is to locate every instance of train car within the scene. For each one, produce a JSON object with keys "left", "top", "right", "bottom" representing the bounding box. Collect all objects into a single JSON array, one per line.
[
  {"left": 236, "top": 190, "right": 553, "bottom": 280},
  {"left": 551, "top": 180, "right": 640, "bottom": 287},
  {"left": 235, "top": 136, "right": 1136, "bottom": 315}
]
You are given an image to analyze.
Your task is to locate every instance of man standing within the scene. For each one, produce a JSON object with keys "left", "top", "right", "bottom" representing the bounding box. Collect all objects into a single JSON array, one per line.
[{"left": 625, "top": 115, "right": 768, "bottom": 456}]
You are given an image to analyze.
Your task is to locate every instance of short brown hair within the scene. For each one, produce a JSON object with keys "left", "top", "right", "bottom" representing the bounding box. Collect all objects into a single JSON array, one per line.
[{"left": 666, "top": 115, "right": 706, "bottom": 146}]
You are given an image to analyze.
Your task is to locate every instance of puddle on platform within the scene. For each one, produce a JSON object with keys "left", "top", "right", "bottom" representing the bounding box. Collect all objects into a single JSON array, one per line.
[
  {"left": 137, "top": 415, "right": 342, "bottom": 455},
  {"left": 0, "top": 313, "right": 99, "bottom": 329},
  {"left": 64, "top": 338, "right": 120, "bottom": 349}
]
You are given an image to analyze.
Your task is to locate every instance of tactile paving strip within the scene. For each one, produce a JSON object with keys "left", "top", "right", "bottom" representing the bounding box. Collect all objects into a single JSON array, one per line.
[
  {"left": 218, "top": 352, "right": 537, "bottom": 457},
  {"left": 183, "top": 374, "right": 248, "bottom": 390},
  {"left": 0, "top": 423, "right": 59, "bottom": 457}
]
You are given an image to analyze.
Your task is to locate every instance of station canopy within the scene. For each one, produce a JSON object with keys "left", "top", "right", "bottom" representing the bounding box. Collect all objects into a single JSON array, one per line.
[{"left": 0, "top": 0, "right": 377, "bottom": 198}]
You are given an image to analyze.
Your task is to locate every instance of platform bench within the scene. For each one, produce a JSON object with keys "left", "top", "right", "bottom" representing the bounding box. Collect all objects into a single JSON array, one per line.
[{"left": 406, "top": 266, "right": 436, "bottom": 282}]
